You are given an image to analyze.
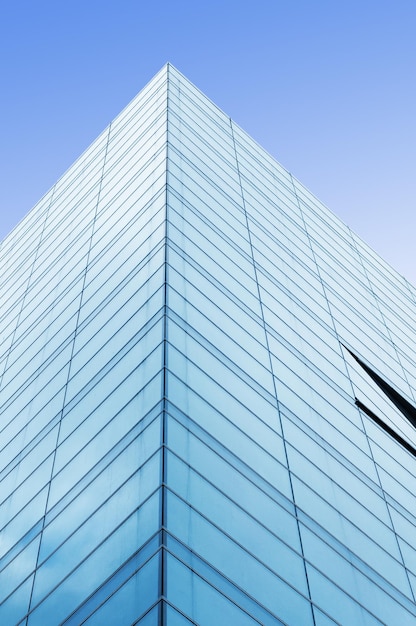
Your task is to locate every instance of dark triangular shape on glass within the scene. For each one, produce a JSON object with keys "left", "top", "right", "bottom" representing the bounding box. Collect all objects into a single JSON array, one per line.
[
  {"left": 355, "top": 398, "right": 416, "bottom": 457},
  {"left": 344, "top": 345, "right": 416, "bottom": 429}
]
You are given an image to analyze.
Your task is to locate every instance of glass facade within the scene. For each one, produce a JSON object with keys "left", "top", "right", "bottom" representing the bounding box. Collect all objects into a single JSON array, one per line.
[{"left": 1, "top": 64, "right": 416, "bottom": 625}]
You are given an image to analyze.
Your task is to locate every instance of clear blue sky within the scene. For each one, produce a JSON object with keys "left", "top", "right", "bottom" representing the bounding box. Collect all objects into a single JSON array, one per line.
[{"left": 1, "top": 1, "right": 416, "bottom": 283}]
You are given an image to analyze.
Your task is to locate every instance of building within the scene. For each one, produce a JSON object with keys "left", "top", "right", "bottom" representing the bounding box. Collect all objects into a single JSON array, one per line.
[{"left": 1, "top": 64, "right": 416, "bottom": 625}]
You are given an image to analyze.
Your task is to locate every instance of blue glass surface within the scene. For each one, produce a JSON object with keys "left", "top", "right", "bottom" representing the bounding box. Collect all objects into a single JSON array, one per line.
[{"left": 1, "top": 64, "right": 416, "bottom": 625}]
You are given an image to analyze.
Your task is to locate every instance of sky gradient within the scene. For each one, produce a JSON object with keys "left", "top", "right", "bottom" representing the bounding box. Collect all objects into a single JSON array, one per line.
[{"left": 1, "top": 1, "right": 416, "bottom": 283}]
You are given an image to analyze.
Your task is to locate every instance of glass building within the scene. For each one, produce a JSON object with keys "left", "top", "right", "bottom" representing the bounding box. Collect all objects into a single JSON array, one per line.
[{"left": 1, "top": 64, "right": 416, "bottom": 625}]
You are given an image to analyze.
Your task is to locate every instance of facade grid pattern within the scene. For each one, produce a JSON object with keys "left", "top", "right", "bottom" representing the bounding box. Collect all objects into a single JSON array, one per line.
[{"left": 1, "top": 64, "right": 416, "bottom": 625}]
